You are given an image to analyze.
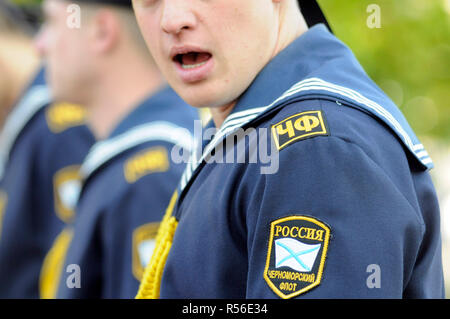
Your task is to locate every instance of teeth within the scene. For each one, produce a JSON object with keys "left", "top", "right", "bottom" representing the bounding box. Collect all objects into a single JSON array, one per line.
[{"left": 181, "top": 61, "right": 208, "bottom": 70}]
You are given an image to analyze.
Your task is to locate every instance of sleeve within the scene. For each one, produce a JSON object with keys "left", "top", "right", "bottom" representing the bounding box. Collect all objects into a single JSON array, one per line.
[
  {"left": 55, "top": 142, "right": 185, "bottom": 299},
  {"left": 402, "top": 170, "right": 445, "bottom": 298},
  {"left": 243, "top": 135, "right": 441, "bottom": 299}
]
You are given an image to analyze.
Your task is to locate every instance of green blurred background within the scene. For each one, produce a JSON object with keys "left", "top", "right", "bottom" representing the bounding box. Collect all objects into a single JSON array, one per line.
[
  {"left": 319, "top": 0, "right": 450, "bottom": 298},
  {"left": 320, "top": 0, "right": 449, "bottom": 140}
]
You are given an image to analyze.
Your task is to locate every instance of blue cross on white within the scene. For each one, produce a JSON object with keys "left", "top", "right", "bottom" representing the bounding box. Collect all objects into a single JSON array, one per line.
[{"left": 275, "top": 238, "right": 321, "bottom": 272}]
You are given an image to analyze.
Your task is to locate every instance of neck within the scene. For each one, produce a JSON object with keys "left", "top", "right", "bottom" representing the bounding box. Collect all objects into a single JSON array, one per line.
[
  {"left": 86, "top": 60, "right": 165, "bottom": 140},
  {"left": 271, "top": 1, "right": 308, "bottom": 61},
  {"left": 209, "top": 102, "right": 236, "bottom": 128},
  {"left": 209, "top": 2, "right": 308, "bottom": 129}
]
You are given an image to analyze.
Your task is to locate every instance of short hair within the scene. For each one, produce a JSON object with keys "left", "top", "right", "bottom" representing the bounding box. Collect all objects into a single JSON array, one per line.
[{"left": 80, "top": 3, "right": 150, "bottom": 55}]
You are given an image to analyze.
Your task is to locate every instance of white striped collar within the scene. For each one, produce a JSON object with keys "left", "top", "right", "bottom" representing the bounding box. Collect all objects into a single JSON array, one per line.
[
  {"left": 179, "top": 77, "right": 432, "bottom": 192},
  {"left": 0, "top": 85, "right": 51, "bottom": 180},
  {"left": 81, "top": 121, "right": 194, "bottom": 180}
]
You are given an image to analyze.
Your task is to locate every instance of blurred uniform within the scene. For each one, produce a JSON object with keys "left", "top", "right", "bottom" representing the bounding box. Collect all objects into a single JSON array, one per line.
[
  {"left": 41, "top": 87, "right": 198, "bottom": 298},
  {"left": 0, "top": 67, "right": 95, "bottom": 298},
  {"left": 137, "top": 24, "right": 444, "bottom": 299}
]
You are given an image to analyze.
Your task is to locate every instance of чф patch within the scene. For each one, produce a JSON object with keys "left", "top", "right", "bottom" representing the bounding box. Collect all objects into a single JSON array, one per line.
[
  {"left": 271, "top": 110, "right": 328, "bottom": 150},
  {"left": 264, "top": 215, "right": 331, "bottom": 299}
]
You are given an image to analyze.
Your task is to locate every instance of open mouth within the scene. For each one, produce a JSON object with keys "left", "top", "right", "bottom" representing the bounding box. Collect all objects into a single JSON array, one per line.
[{"left": 174, "top": 52, "right": 212, "bottom": 70}]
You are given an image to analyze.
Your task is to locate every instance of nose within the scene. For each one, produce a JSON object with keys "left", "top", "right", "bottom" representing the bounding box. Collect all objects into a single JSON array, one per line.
[{"left": 160, "top": 0, "right": 196, "bottom": 35}]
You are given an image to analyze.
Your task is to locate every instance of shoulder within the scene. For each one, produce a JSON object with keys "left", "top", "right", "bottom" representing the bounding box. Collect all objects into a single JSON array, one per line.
[
  {"left": 262, "top": 97, "right": 412, "bottom": 173},
  {"left": 122, "top": 144, "right": 172, "bottom": 184},
  {"left": 238, "top": 97, "right": 427, "bottom": 216},
  {"left": 21, "top": 103, "right": 93, "bottom": 158},
  {"left": 82, "top": 139, "right": 181, "bottom": 202},
  {"left": 45, "top": 103, "right": 88, "bottom": 134},
  {"left": 236, "top": 99, "right": 428, "bottom": 244},
  {"left": 92, "top": 144, "right": 178, "bottom": 224}
]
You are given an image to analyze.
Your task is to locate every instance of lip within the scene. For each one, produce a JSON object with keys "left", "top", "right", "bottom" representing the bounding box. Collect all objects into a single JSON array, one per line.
[{"left": 170, "top": 45, "right": 214, "bottom": 84}]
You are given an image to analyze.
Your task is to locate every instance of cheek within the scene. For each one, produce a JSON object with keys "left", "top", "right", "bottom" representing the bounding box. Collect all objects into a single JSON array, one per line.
[
  {"left": 212, "top": 10, "right": 274, "bottom": 69},
  {"left": 48, "top": 30, "right": 69, "bottom": 63},
  {"left": 50, "top": 34, "right": 83, "bottom": 83},
  {"left": 136, "top": 17, "right": 164, "bottom": 62},
  {"left": 135, "top": 10, "right": 159, "bottom": 45}
]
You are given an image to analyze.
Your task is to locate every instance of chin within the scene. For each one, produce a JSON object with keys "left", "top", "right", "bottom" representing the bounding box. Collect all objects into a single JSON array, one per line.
[
  {"left": 184, "top": 92, "right": 224, "bottom": 109},
  {"left": 174, "top": 80, "right": 238, "bottom": 110},
  {"left": 168, "top": 84, "right": 206, "bottom": 108}
]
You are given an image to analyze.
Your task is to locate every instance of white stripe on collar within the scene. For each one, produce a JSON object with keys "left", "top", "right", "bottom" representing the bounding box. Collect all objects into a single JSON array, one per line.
[
  {"left": 179, "top": 77, "right": 431, "bottom": 191},
  {"left": 81, "top": 121, "right": 193, "bottom": 180},
  {"left": 0, "top": 85, "right": 51, "bottom": 180}
]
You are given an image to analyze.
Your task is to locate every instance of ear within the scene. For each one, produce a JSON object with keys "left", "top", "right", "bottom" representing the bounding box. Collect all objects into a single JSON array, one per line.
[{"left": 90, "top": 9, "right": 120, "bottom": 54}]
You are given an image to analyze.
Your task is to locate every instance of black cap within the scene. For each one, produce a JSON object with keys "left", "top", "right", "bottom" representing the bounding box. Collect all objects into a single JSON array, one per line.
[
  {"left": 298, "top": 0, "right": 332, "bottom": 32},
  {"left": 70, "top": 0, "right": 131, "bottom": 8}
]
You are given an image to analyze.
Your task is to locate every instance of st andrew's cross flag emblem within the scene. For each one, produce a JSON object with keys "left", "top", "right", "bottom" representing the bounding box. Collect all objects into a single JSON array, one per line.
[{"left": 264, "top": 215, "right": 331, "bottom": 299}]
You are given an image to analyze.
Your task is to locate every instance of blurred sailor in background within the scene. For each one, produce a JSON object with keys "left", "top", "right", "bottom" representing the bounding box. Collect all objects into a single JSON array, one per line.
[
  {"left": 0, "top": 0, "right": 95, "bottom": 298},
  {"left": 36, "top": 0, "right": 198, "bottom": 298}
]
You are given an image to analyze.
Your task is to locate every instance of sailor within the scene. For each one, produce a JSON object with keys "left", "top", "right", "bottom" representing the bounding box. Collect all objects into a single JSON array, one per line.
[
  {"left": 36, "top": 0, "right": 198, "bottom": 298},
  {"left": 0, "top": 1, "right": 95, "bottom": 299},
  {"left": 133, "top": 0, "right": 445, "bottom": 298}
]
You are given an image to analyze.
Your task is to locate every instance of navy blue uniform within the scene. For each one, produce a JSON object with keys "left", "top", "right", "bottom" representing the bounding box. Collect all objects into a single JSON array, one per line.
[
  {"left": 43, "top": 87, "right": 198, "bottom": 299},
  {"left": 0, "top": 68, "right": 95, "bottom": 298},
  {"left": 137, "top": 25, "right": 444, "bottom": 299}
]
